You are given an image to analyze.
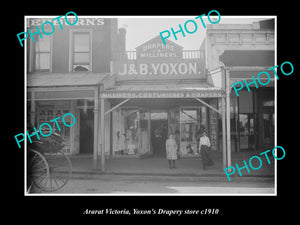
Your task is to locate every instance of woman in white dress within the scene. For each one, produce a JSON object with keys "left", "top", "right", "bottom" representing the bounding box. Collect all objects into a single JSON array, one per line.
[{"left": 166, "top": 134, "right": 178, "bottom": 169}]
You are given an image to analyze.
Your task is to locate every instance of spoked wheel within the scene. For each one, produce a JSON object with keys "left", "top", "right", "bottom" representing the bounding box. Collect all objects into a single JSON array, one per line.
[
  {"left": 28, "top": 149, "right": 50, "bottom": 193},
  {"left": 42, "top": 151, "right": 72, "bottom": 192}
]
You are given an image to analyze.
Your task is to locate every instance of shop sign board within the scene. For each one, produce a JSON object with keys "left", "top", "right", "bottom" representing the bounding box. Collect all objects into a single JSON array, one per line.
[
  {"left": 27, "top": 17, "right": 105, "bottom": 27},
  {"left": 209, "top": 99, "right": 218, "bottom": 151},
  {"left": 100, "top": 91, "right": 224, "bottom": 98},
  {"left": 114, "top": 61, "right": 205, "bottom": 77},
  {"left": 112, "top": 35, "right": 206, "bottom": 77},
  {"left": 136, "top": 35, "right": 183, "bottom": 59}
]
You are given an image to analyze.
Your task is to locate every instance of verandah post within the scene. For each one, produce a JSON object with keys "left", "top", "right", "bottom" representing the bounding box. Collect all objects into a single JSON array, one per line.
[
  {"left": 100, "top": 97, "right": 105, "bottom": 172},
  {"left": 225, "top": 69, "right": 232, "bottom": 170},
  {"left": 93, "top": 86, "right": 99, "bottom": 170},
  {"left": 222, "top": 96, "right": 227, "bottom": 169}
]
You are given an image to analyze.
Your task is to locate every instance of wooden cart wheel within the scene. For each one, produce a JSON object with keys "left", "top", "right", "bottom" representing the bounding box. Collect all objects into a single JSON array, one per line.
[
  {"left": 42, "top": 151, "right": 72, "bottom": 192},
  {"left": 28, "top": 149, "right": 50, "bottom": 193}
]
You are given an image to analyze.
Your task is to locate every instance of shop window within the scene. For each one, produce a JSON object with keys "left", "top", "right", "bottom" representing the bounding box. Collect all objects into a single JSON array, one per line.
[
  {"left": 168, "top": 108, "right": 180, "bottom": 137},
  {"left": 33, "top": 35, "right": 51, "bottom": 72},
  {"left": 140, "top": 109, "right": 150, "bottom": 156},
  {"left": 37, "top": 105, "right": 71, "bottom": 151},
  {"left": 262, "top": 113, "right": 274, "bottom": 148},
  {"left": 72, "top": 31, "right": 91, "bottom": 71},
  {"left": 180, "top": 107, "right": 207, "bottom": 156},
  {"left": 37, "top": 106, "right": 54, "bottom": 135},
  {"left": 112, "top": 109, "right": 139, "bottom": 156},
  {"left": 76, "top": 99, "right": 94, "bottom": 107},
  {"left": 55, "top": 109, "right": 71, "bottom": 142},
  {"left": 262, "top": 100, "right": 274, "bottom": 107}
]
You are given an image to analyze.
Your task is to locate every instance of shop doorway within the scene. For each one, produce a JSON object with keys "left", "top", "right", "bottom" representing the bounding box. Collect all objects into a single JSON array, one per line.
[
  {"left": 239, "top": 113, "right": 255, "bottom": 150},
  {"left": 79, "top": 109, "right": 94, "bottom": 154},
  {"left": 262, "top": 113, "right": 274, "bottom": 149},
  {"left": 258, "top": 90, "right": 274, "bottom": 150},
  {"left": 150, "top": 110, "right": 168, "bottom": 157}
]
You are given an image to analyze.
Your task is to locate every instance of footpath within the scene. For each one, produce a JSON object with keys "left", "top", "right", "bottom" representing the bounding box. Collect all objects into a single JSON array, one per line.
[{"left": 68, "top": 150, "right": 275, "bottom": 182}]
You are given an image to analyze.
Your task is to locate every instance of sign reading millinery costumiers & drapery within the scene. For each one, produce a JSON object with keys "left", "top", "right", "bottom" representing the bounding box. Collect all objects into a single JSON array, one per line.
[
  {"left": 100, "top": 91, "right": 224, "bottom": 98},
  {"left": 113, "top": 36, "right": 206, "bottom": 77}
]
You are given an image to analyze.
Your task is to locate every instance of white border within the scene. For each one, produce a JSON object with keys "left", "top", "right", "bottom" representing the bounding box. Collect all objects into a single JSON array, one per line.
[{"left": 24, "top": 15, "right": 277, "bottom": 196}]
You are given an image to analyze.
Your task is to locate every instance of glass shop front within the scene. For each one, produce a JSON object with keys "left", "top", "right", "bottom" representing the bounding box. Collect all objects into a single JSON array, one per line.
[{"left": 110, "top": 98, "right": 218, "bottom": 158}]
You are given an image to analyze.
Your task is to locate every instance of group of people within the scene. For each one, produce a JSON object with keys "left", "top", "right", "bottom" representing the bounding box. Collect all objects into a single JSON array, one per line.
[{"left": 165, "top": 131, "right": 214, "bottom": 169}]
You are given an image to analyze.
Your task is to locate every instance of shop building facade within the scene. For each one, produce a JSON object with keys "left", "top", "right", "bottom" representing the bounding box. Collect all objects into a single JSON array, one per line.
[
  {"left": 27, "top": 17, "right": 126, "bottom": 155},
  {"left": 95, "top": 34, "right": 230, "bottom": 171},
  {"left": 93, "top": 19, "right": 275, "bottom": 171},
  {"left": 205, "top": 19, "right": 275, "bottom": 152},
  {"left": 107, "top": 36, "right": 219, "bottom": 157},
  {"left": 26, "top": 17, "right": 275, "bottom": 172}
]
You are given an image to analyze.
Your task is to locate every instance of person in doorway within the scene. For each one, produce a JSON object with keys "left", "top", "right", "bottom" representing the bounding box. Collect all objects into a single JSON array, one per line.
[
  {"left": 166, "top": 134, "right": 178, "bottom": 169},
  {"left": 116, "top": 131, "right": 125, "bottom": 155},
  {"left": 199, "top": 131, "right": 214, "bottom": 170}
]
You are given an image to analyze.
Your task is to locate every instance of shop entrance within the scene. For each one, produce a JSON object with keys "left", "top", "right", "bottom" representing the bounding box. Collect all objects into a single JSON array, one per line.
[
  {"left": 262, "top": 112, "right": 274, "bottom": 149},
  {"left": 150, "top": 110, "right": 168, "bottom": 157},
  {"left": 239, "top": 113, "right": 255, "bottom": 150},
  {"left": 79, "top": 109, "right": 94, "bottom": 154}
]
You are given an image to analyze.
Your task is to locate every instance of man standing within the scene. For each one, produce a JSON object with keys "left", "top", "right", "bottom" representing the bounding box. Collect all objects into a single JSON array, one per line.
[{"left": 199, "top": 131, "right": 214, "bottom": 170}]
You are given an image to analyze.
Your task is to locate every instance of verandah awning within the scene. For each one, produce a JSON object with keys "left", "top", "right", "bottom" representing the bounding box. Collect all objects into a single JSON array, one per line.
[
  {"left": 100, "top": 83, "right": 225, "bottom": 99},
  {"left": 27, "top": 73, "right": 110, "bottom": 87},
  {"left": 27, "top": 73, "right": 111, "bottom": 101}
]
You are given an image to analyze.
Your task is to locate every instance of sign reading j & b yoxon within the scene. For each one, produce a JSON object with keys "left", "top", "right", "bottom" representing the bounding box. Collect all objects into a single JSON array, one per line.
[{"left": 114, "top": 61, "right": 205, "bottom": 76}]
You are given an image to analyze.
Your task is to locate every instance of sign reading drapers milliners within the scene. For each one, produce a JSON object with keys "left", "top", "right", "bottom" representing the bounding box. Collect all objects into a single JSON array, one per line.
[
  {"left": 136, "top": 35, "right": 183, "bottom": 59},
  {"left": 113, "top": 35, "right": 206, "bottom": 77}
]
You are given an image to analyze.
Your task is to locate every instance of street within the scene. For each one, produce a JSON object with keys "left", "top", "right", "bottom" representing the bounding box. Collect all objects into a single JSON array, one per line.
[{"left": 37, "top": 174, "right": 275, "bottom": 195}]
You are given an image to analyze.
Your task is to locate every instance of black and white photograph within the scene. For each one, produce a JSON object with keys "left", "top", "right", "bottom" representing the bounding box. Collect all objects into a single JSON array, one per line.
[
  {"left": 23, "top": 15, "right": 277, "bottom": 195},
  {"left": 11, "top": 5, "right": 298, "bottom": 220}
]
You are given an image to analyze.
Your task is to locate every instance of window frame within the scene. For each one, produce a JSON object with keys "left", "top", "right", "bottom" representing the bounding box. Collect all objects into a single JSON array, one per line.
[
  {"left": 69, "top": 29, "right": 93, "bottom": 72},
  {"left": 29, "top": 32, "right": 53, "bottom": 72}
]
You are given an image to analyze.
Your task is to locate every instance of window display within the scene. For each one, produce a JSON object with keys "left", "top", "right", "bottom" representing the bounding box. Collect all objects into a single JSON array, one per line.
[
  {"left": 139, "top": 109, "right": 150, "bottom": 156},
  {"left": 180, "top": 107, "right": 207, "bottom": 156},
  {"left": 112, "top": 106, "right": 208, "bottom": 158},
  {"left": 112, "top": 109, "right": 139, "bottom": 156},
  {"left": 37, "top": 103, "right": 71, "bottom": 153}
]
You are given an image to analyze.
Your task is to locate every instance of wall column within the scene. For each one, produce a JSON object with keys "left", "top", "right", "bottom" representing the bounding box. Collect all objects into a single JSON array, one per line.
[
  {"left": 221, "top": 96, "right": 227, "bottom": 169},
  {"left": 93, "top": 87, "right": 99, "bottom": 170},
  {"left": 70, "top": 100, "right": 76, "bottom": 155},
  {"left": 30, "top": 91, "right": 36, "bottom": 128},
  {"left": 225, "top": 69, "right": 232, "bottom": 170},
  {"left": 100, "top": 97, "right": 105, "bottom": 172}
]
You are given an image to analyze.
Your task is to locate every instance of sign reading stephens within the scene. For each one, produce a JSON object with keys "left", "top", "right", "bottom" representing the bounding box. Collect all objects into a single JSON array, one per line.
[{"left": 28, "top": 18, "right": 105, "bottom": 27}]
